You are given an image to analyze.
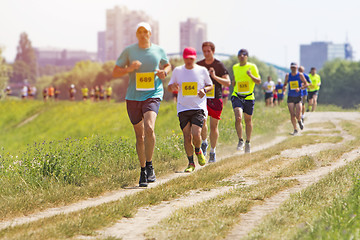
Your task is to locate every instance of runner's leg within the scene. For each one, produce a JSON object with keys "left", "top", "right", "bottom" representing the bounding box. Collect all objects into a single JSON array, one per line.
[
  {"left": 209, "top": 117, "right": 219, "bottom": 149},
  {"left": 133, "top": 121, "right": 146, "bottom": 167},
  {"left": 288, "top": 102, "right": 297, "bottom": 130},
  {"left": 244, "top": 113, "right": 253, "bottom": 142},
  {"left": 182, "top": 122, "right": 194, "bottom": 156},
  {"left": 234, "top": 107, "right": 243, "bottom": 140},
  {"left": 312, "top": 94, "right": 318, "bottom": 112},
  {"left": 143, "top": 111, "right": 157, "bottom": 163},
  {"left": 201, "top": 118, "right": 208, "bottom": 141},
  {"left": 192, "top": 124, "right": 202, "bottom": 149}
]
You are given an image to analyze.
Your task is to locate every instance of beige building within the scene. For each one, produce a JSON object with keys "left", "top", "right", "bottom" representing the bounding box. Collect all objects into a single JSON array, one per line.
[
  {"left": 180, "top": 18, "right": 207, "bottom": 54},
  {"left": 105, "top": 6, "right": 159, "bottom": 61}
]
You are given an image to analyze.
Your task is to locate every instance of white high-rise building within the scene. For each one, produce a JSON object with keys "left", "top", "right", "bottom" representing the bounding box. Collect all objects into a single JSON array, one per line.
[
  {"left": 105, "top": 6, "right": 159, "bottom": 61},
  {"left": 180, "top": 18, "right": 207, "bottom": 54}
]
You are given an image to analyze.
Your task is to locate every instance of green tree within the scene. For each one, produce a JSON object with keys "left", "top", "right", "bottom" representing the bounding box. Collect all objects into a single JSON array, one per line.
[
  {"left": 94, "top": 61, "right": 115, "bottom": 86},
  {"left": 0, "top": 48, "right": 12, "bottom": 96},
  {"left": 11, "top": 32, "right": 37, "bottom": 84},
  {"left": 319, "top": 59, "right": 360, "bottom": 108}
]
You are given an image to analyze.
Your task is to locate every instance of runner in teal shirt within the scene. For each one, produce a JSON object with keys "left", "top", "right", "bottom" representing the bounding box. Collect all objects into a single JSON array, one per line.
[{"left": 113, "top": 22, "right": 171, "bottom": 188}]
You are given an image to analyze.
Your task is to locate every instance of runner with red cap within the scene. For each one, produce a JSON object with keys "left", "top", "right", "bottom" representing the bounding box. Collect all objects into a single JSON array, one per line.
[{"left": 168, "top": 47, "right": 213, "bottom": 172}]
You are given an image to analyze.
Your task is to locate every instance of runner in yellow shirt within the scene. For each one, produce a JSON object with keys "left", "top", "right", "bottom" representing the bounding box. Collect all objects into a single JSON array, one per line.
[
  {"left": 231, "top": 49, "right": 261, "bottom": 153},
  {"left": 307, "top": 67, "right": 321, "bottom": 112},
  {"left": 81, "top": 86, "right": 89, "bottom": 101}
]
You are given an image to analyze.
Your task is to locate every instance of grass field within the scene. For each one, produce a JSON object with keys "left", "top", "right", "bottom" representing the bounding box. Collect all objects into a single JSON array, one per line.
[
  {"left": 1, "top": 99, "right": 359, "bottom": 239},
  {"left": 0, "top": 99, "right": 289, "bottom": 220}
]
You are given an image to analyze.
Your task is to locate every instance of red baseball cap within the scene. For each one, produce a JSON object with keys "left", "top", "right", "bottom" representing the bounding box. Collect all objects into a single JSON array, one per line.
[{"left": 183, "top": 47, "right": 197, "bottom": 59}]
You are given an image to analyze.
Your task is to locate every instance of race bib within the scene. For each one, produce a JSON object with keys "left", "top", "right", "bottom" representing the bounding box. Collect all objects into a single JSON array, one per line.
[
  {"left": 136, "top": 72, "right": 155, "bottom": 91},
  {"left": 206, "top": 88, "right": 215, "bottom": 99},
  {"left": 267, "top": 85, "right": 272, "bottom": 90},
  {"left": 289, "top": 81, "right": 299, "bottom": 90},
  {"left": 237, "top": 81, "right": 250, "bottom": 93},
  {"left": 278, "top": 89, "right": 283, "bottom": 94},
  {"left": 182, "top": 82, "right": 198, "bottom": 97}
]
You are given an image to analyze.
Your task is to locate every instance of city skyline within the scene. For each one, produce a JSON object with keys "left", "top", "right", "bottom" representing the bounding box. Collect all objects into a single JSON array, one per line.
[{"left": 1, "top": 0, "right": 359, "bottom": 68}]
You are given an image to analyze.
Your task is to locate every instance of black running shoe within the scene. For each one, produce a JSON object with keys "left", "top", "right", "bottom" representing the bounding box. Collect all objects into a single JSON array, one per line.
[
  {"left": 298, "top": 120, "right": 304, "bottom": 130},
  {"left": 146, "top": 164, "right": 156, "bottom": 183},
  {"left": 139, "top": 170, "right": 148, "bottom": 187}
]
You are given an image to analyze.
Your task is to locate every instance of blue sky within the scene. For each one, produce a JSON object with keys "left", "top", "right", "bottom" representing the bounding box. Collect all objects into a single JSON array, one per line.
[{"left": 1, "top": 0, "right": 359, "bottom": 68}]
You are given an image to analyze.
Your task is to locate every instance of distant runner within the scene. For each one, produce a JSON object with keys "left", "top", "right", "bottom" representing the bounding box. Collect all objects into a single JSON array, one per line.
[
  {"left": 275, "top": 79, "right": 284, "bottom": 104},
  {"left": 307, "top": 67, "right": 321, "bottom": 112},
  {"left": 298, "top": 66, "right": 311, "bottom": 122},
  {"left": 231, "top": 49, "right": 261, "bottom": 153},
  {"left": 168, "top": 47, "right": 213, "bottom": 172},
  {"left": 262, "top": 76, "right": 275, "bottom": 107},
  {"left": 283, "top": 62, "right": 309, "bottom": 135},
  {"left": 197, "top": 41, "right": 230, "bottom": 162}
]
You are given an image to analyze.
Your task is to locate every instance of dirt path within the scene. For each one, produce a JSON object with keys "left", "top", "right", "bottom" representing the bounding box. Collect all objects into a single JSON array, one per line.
[
  {"left": 1, "top": 112, "right": 359, "bottom": 239},
  {"left": 16, "top": 112, "right": 40, "bottom": 128},
  {"left": 73, "top": 111, "right": 360, "bottom": 240},
  {"left": 225, "top": 111, "right": 360, "bottom": 239}
]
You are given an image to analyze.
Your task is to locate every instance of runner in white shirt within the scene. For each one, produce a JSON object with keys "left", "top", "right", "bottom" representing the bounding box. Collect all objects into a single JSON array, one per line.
[
  {"left": 168, "top": 47, "right": 213, "bottom": 172},
  {"left": 262, "top": 76, "right": 275, "bottom": 107}
]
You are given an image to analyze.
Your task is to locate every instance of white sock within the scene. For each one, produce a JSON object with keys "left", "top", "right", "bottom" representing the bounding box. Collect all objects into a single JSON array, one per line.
[
  {"left": 210, "top": 147, "right": 216, "bottom": 153},
  {"left": 202, "top": 139, "right": 208, "bottom": 144}
]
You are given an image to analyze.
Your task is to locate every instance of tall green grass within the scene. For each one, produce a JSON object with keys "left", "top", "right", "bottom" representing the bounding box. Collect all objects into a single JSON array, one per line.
[
  {"left": 0, "top": 99, "right": 313, "bottom": 219},
  {"left": 294, "top": 170, "right": 360, "bottom": 239}
]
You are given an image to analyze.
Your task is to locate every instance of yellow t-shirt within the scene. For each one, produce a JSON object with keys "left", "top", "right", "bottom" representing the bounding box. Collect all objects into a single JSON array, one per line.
[
  {"left": 232, "top": 62, "right": 260, "bottom": 100},
  {"left": 81, "top": 88, "right": 89, "bottom": 97},
  {"left": 308, "top": 73, "right": 321, "bottom": 92}
]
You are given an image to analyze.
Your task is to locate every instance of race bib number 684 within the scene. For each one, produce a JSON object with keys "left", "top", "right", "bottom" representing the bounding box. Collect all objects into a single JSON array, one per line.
[{"left": 182, "top": 82, "right": 198, "bottom": 96}]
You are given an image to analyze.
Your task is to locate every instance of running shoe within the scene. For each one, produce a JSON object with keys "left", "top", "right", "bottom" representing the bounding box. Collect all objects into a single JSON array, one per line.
[
  {"left": 195, "top": 150, "right": 206, "bottom": 166},
  {"left": 298, "top": 120, "right": 304, "bottom": 130},
  {"left": 237, "top": 139, "right": 244, "bottom": 151},
  {"left": 139, "top": 170, "right": 148, "bottom": 187},
  {"left": 184, "top": 163, "right": 195, "bottom": 172},
  {"left": 208, "top": 152, "right": 216, "bottom": 163},
  {"left": 201, "top": 142, "right": 208, "bottom": 156},
  {"left": 146, "top": 164, "right": 156, "bottom": 183},
  {"left": 245, "top": 142, "right": 251, "bottom": 153},
  {"left": 291, "top": 129, "right": 298, "bottom": 136}
]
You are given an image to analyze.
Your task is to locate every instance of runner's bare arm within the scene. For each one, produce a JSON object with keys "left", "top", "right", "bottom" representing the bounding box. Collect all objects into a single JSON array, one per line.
[
  {"left": 283, "top": 74, "right": 289, "bottom": 92},
  {"left": 209, "top": 68, "right": 231, "bottom": 87},
  {"left": 299, "top": 73, "right": 309, "bottom": 89},
  {"left": 247, "top": 69, "right": 261, "bottom": 85},
  {"left": 167, "top": 83, "right": 179, "bottom": 92},
  {"left": 198, "top": 84, "right": 213, "bottom": 98},
  {"left": 155, "top": 63, "right": 172, "bottom": 80},
  {"left": 112, "top": 61, "right": 142, "bottom": 78}
]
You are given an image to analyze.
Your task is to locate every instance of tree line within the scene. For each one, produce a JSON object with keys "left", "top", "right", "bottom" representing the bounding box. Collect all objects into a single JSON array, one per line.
[{"left": 2, "top": 32, "right": 360, "bottom": 108}]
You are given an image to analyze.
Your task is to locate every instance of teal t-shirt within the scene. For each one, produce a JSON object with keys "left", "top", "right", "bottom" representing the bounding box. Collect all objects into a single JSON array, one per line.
[{"left": 116, "top": 43, "right": 169, "bottom": 101}]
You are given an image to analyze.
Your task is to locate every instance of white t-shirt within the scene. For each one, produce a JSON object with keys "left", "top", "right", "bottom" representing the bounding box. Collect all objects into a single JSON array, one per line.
[
  {"left": 263, "top": 81, "right": 275, "bottom": 93},
  {"left": 169, "top": 64, "right": 213, "bottom": 114}
]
